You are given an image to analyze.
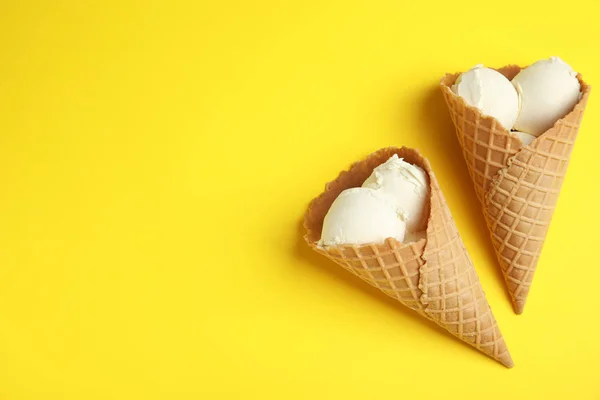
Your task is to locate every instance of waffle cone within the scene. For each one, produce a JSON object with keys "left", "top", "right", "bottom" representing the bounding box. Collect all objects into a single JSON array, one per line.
[
  {"left": 440, "top": 66, "right": 591, "bottom": 314},
  {"left": 304, "top": 147, "right": 513, "bottom": 367}
]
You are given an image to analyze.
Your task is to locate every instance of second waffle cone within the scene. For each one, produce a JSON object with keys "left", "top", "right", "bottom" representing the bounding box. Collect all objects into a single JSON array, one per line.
[
  {"left": 440, "top": 66, "right": 591, "bottom": 314},
  {"left": 304, "top": 147, "right": 513, "bottom": 367}
]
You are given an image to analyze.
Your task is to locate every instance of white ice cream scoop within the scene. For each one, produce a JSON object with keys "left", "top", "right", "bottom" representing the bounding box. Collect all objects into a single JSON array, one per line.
[
  {"left": 319, "top": 187, "right": 406, "bottom": 246},
  {"left": 512, "top": 56, "right": 581, "bottom": 136},
  {"left": 362, "top": 155, "right": 429, "bottom": 233},
  {"left": 452, "top": 65, "right": 520, "bottom": 130},
  {"left": 511, "top": 131, "right": 536, "bottom": 146}
]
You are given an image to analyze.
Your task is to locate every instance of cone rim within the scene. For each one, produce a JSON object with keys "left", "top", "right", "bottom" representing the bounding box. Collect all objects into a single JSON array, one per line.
[{"left": 439, "top": 64, "right": 591, "bottom": 150}]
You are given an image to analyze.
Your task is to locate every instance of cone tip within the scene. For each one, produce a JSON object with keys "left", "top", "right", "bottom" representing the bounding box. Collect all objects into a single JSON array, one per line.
[
  {"left": 502, "top": 355, "right": 515, "bottom": 368},
  {"left": 513, "top": 301, "right": 525, "bottom": 315}
]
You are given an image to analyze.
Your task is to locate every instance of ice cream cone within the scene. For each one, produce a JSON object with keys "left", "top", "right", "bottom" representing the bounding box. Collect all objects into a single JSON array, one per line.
[
  {"left": 440, "top": 66, "right": 591, "bottom": 314},
  {"left": 304, "top": 147, "right": 513, "bottom": 367}
]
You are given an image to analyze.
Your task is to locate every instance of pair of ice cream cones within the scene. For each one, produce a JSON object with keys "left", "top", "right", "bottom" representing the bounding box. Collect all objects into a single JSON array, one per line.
[{"left": 303, "top": 64, "right": 591, "bottom": 367}]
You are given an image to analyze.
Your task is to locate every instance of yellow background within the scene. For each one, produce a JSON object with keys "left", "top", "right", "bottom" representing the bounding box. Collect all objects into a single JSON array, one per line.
[{"left": 0, "top": 1, "right": 598, "bottom": 398}]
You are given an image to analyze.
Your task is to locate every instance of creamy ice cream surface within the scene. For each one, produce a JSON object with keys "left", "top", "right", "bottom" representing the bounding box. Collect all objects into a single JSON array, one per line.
[
  {"left": 452, "top": 65, "right": 520, "bottom": 130},
  {"left": 512, "top": 56, "right": 581, "bottom": 136},
  {"left": 511, "top": 130, "right": 536, "bottom": 146},
  {"left": 362, "top": 154, "right": 429, "bottom": 233},
  {"left": 319, "top": 187, "right": 406, "bottom": 246}
]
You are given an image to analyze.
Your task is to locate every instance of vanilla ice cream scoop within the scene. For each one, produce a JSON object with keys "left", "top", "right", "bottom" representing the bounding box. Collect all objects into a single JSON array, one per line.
[
  {"left": 362, "top": 155, "right": 429, "bottom": 233},
  {"left": 512, "top": 56, "right": 581, "bottom": 136},
  {"left": 511, "top": 131, "right": 536, "bottom": 146},
  {"left": 452, "top": 65, "right": 520, "bottom": 130},
  {"left": 319, "top": 187, "right": 406, "bottom": 246}
]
